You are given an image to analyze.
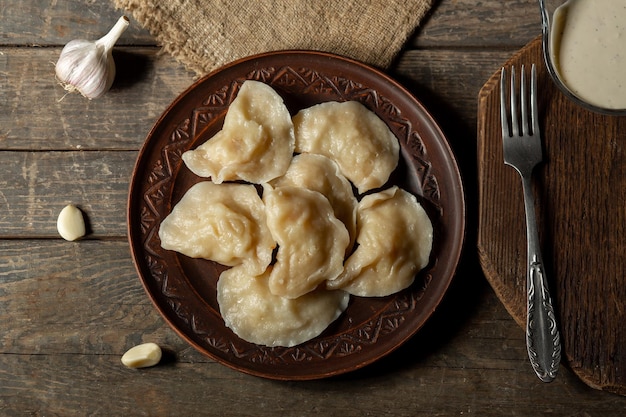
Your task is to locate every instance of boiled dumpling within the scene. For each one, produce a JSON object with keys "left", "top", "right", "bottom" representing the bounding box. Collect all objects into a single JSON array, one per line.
[
  {"left": 327, "top": 186, "right": 433, "bottom": 297},
  {"left": 182, "top": 80, "right": 295, "bottom": 184},
  {"left": 217, "top": 265, "right": 350, "bottom": 347},
  {"left": 293, "top": 100, "right": 399, "bottom": 194},
  {"left": 271, "top": 153, "right": 358, "bottom": 252},
  {"left": 263, "top": 185, "right": 350, "bottom": 299},
  {"left": 159, "top": 181, "right": 275, "bottom": 275}
]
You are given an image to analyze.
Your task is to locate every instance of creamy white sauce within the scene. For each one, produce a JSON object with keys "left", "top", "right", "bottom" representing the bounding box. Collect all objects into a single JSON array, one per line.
[{"left": 550, "top": 0, "right": 626, "bottom": 109}]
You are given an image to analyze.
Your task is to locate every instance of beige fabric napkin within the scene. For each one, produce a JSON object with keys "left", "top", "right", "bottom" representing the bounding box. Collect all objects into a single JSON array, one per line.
[{"left": 113, "top": 0, "right": 433, "bottom": 75}]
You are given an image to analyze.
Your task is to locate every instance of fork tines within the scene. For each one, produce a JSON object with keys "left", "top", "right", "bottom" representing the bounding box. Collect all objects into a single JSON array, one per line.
[{"left": 500, "top": 64, "right": 539, "bottom": 139}]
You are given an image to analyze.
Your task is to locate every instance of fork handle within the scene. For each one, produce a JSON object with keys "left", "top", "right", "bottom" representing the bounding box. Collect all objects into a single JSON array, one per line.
[{"left": 521, "top": 175, "right": 561, "bottom": 382}]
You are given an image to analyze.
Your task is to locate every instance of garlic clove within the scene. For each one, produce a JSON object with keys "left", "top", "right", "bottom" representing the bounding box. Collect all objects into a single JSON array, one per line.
[
  {"left": 121, "top": 343, "right": 163, "bottom": 369},
  {"left": 57, "top": 204, "right": 86, "bottom": 241},
  {"left": 55, "top": 16, "right": 129, "bottom": 99}
]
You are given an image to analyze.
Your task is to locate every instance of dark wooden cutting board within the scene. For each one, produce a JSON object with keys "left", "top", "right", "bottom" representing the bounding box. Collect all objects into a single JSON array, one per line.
[{"left": 477, "top": 36, "right": 626, "bottom": 395}]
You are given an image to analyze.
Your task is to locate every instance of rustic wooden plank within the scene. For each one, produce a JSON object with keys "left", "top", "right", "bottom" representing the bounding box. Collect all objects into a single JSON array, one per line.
[
  {"left": 0, "top": 151, "right": 135, "bottom": 237},
  {"left": 478, "top": 38, "right": 626, "bottom": 396},
  {"left": 0, "top": 46, "right": 195, "bottom": 151},
  {"left": 0, "top": 238, "right": 518, "bottom": 361},
  {"left": 1, "top": 244, "right": 625, "bottom": 417},
  {"left": 4, "top": 352, "right": 624, "bottom": 417},
  {"left": 416, "top": 0, "right": 542, "bottom": 48},
  {"left": 0, "top": 47, "right": 509, "bottom": 151},
  {"left": 1, "top": 237, "right": 623, "bottom": 415},
  {"left": 1, "top": 0, "right": 541, "bottom": 49},
  {"left": 0, "top": 0, "right": 154, "bottom": 45},
  {"left": 0, "top": 240, "right": 167, "bottom": 353},
  {"left": 392, "top": 49, "right": 512, "bottom": 129}
]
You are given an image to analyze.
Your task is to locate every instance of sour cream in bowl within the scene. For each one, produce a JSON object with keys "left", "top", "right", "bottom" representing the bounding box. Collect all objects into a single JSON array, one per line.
[{"left": 539, "top": 0, "right": 626, "bottom": 115}]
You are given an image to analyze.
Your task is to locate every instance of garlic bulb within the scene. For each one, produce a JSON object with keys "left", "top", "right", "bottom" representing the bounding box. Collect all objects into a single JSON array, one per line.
[{"left": 55, "top": 16, "right": 129, "bottom": 99}]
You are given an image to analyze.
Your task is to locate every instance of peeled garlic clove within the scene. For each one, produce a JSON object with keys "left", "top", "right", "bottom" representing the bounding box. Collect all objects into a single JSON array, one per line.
[
  {"left": 55, "top": 16, "right": 129, "bottom": 99},
  {"left": 57, "top": 204, "right": 86, "bottom": 241},
  {"left": 121, "top": 343, "right": 162, "bottom": 369}
]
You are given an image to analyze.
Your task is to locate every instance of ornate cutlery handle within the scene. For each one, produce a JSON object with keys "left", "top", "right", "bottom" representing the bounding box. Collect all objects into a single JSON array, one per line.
[{"left": 521, "top": 175, "right": 561, "bottom": 382}]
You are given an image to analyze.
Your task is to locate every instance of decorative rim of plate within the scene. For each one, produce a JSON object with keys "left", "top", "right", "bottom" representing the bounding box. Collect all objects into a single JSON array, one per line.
[{"left": 127, "top": 50, "right": 465, "bottom": 380}]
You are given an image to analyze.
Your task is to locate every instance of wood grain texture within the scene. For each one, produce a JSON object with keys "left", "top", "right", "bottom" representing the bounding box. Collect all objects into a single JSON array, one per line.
[
  {"left": 415, "top": 0, "right": 541, "bottom": 48},
  {"left": 0, "top": 47, "right": 511, "bottom": 151},
  {"left": 0, "top": 151, "right": 134, "bottom": 237},
  {"left": 477, "top": 37, "right": 626, "bottom": 395},
  {"left": 0, "top": 1, "right": 154, "bottom": 45},
  {"left": 0, "top": 0, "right": 540, "bottom": 48},
  {"left": 0, "top": 47, "right": 195, "bottom": 151},
  {"left": 1, "top": 242, "right": 624, "bottom": 415},
  {"left": 2, "top": 0, "right": 626, "bottom": 414},
  {"left": 2, "top": 353, "right": 625, "bottom": 417},
  {"left": 0, "top": 241, "right": 162, "bottom": 352}
]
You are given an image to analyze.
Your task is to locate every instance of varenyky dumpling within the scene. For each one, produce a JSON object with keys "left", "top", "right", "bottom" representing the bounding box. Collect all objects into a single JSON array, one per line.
[
  {"left": 293, "top": 100, "right": 399, "bottom": 194},
  {"left": 271, "top": 153, "right": 358, "bottom": 252},
  {"left": 327, "top": 186, "right": 433, "bottom": 297},
  {"left": 217, "top": 265, "right": 350, "bottom": 347},
  {"left": 159, "top": 181, "right": 275, "bottom": 275},
  {"left": 263, "top": 185, "right": 350, "bottom": 299},
  {"left": 182, "top": 80, "right": 295, "bottom": 184}
]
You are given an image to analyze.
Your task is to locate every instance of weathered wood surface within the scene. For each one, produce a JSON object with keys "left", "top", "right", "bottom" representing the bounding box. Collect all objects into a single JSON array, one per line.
[
  {"left": 478, "top": 38, "right": 626, "bottom": 396},
  {"left": 0, "top": 48, "right": 192, "bottom": 151},
  {"left": 1, "top": 0, "right": 540, "bottom": 47},
  {"left": 2, "top": 240, "right": 625, "bottom": 416},
  {"left": 0, "top": 48, "right": 511, "bottom": 151},
  {"left": 0, "top": 151, "right": 133, "bottom": 237},
  {"left": 2, "top": 0, "right": 626, "bottom": 415}
]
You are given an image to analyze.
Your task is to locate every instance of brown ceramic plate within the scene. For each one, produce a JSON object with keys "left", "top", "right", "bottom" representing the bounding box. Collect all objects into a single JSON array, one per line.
[{"left": 127, "top": 51, "right": 465, "bottom": 380}]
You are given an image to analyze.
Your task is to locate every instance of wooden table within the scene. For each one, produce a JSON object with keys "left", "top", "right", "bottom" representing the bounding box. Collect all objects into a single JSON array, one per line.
[{"left": 2, "top": 1, "right": 626, "bottom": 415}]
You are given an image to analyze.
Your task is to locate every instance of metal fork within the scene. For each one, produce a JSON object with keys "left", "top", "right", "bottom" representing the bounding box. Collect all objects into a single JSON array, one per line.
[{"left": 500, "top": 64, "right": 561, "bottom": 382}]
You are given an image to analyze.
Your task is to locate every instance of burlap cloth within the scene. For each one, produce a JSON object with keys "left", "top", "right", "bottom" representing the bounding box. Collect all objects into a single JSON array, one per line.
[{"left": 113, "top": 0, "right": 433, "bottom": 76}]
